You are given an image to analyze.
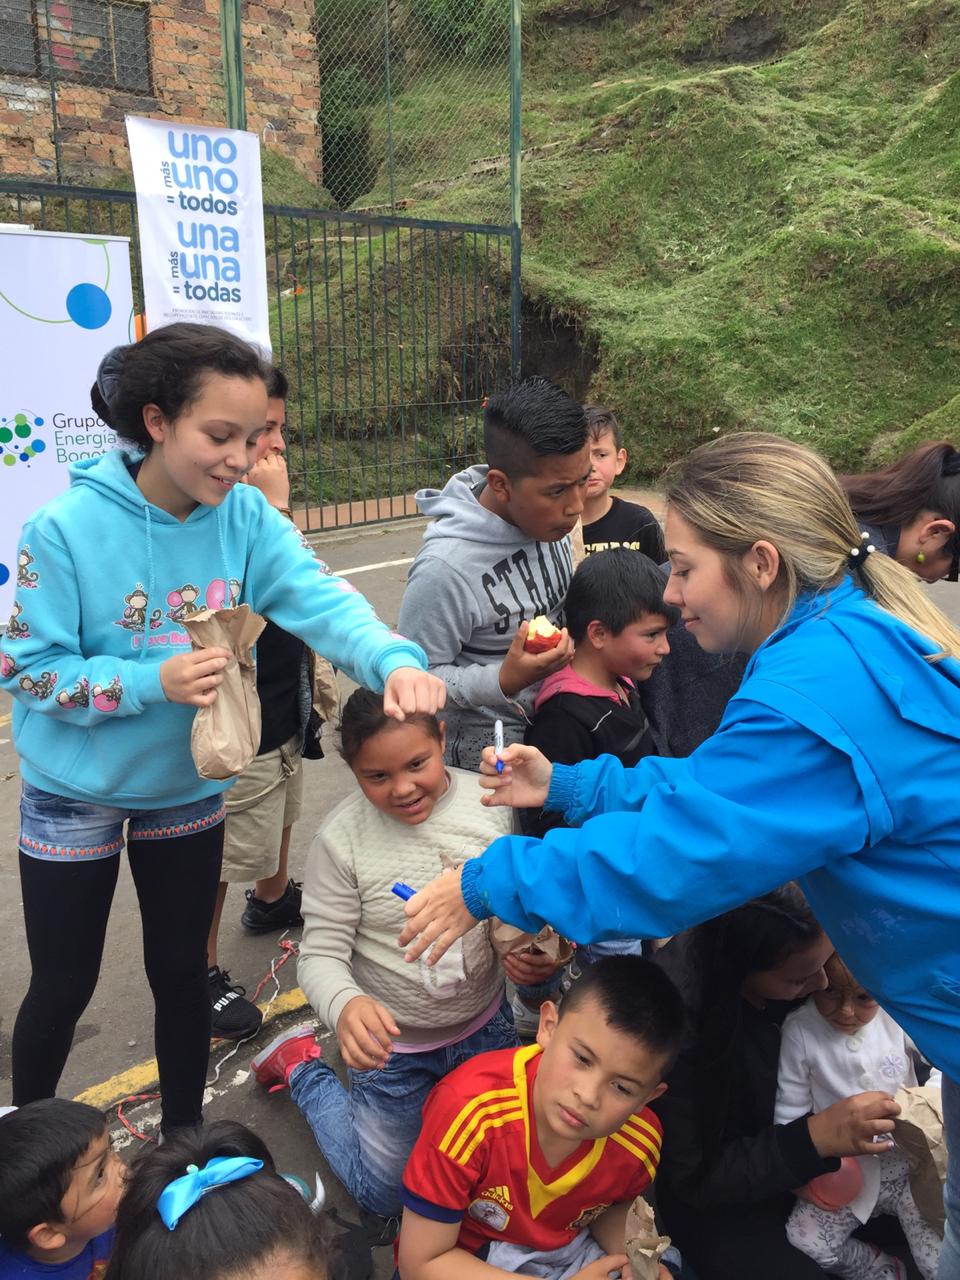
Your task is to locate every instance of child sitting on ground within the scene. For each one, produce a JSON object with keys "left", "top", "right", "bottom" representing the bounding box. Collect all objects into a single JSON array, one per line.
[
  {"left": 775, "top": 952, "right": 942, "bottom": 1280},
  {"left": 396, "top": 955, "right": 684, "bottom": 1280},
  {"left": 103, "top": 1119, "right": 329, "bottom": 1280},
  {"left": 581, "top": 406, "right": 664, "bottom": 561},
  {"left": 251, "top": 689, "right": 532, "bottom": 1224},
  {"left": 0, "top": 1099, "right": 124, "bottom": 1277}
]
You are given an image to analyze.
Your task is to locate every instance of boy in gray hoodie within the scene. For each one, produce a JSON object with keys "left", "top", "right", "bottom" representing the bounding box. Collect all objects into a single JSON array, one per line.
[{"left": 398, "top": 378, "right": 591, "bottom": 770}]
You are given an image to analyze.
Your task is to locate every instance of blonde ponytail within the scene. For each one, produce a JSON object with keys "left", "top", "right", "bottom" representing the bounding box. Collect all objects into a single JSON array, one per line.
[{"left": 665, "top": 433, "right": 960, "bottom": 662}]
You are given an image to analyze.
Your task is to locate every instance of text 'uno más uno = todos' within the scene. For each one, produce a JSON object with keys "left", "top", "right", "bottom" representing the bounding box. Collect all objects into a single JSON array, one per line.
[{"left": 163, "top": 129, "right": 245, "bottom": 304}]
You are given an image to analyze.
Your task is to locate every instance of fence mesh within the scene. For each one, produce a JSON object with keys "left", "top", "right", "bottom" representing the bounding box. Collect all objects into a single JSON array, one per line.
[
  {"left": 1, "top": 0, "right": 514, "bottom": 228},
  {"left": 311, "top": 0, "right": 512, "bottom": 224}
]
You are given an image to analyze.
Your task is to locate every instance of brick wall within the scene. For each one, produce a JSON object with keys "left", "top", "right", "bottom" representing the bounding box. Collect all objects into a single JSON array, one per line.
[{"left": 0, "top": 0, "right": 321, "bottom": 184}]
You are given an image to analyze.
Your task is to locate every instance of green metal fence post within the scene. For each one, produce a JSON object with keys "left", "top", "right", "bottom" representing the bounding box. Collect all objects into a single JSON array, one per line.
[
  {"left": 384, "top": 0, "right": 397, "bottom": 214},
  {"left": 220, "top": 0, "right": 247, "bottom": 130},
  {"left": 40, "top": 0, "right": 63, "bottom": 182},
  {"left": 509, "top": 0, "right": 522, "bottom": 378}
]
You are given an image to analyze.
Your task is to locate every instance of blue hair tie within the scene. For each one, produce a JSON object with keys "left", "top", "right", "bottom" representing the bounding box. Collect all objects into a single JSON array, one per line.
[{"left": 157, "top": 1156, "right": 264, "bottom": 1230}]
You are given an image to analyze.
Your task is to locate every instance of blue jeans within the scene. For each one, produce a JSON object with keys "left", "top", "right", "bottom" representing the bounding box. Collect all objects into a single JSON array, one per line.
[
  {"left": 940, "top": 1074, "right": 960, "bottom": 1280},
  {"left": 289, "top": 996, "right": 518, "bottom": 1217},
  {"left": 579, "top": 938, "right": 646, "bottom": 965},
  {"left": 19, "top": 780, "right": 225, "bottom": 860}
]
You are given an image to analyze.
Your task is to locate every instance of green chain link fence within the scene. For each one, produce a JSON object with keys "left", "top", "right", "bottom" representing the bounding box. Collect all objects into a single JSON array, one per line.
[{"left": 311, "top": 0, "right": 514, "bottom": 226}]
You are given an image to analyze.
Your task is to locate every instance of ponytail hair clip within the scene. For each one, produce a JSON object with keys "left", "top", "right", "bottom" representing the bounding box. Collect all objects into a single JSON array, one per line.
[{"left": 848, "top": 531, "right": 875, "bottom": 569}]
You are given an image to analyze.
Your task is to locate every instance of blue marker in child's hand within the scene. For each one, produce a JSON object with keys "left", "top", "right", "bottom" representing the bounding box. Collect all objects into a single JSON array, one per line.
[
  {"left": 494, "top": 719, "right": 505, "bottom": 774},
  {"left": 392, "top": 882, "right": 416, "bottom": 901}
]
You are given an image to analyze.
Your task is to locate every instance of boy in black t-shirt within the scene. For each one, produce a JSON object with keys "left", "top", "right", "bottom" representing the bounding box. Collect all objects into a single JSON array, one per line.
[
  {"left": 521, "top": 550, "right": 675, "bottom": 968},
  {"left": 581, "top": 405, "right": 664, "bottom": 561}
]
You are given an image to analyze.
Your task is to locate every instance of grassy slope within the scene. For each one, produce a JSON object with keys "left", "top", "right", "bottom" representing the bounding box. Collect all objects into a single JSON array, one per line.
[{"left": 408, "top": 0, "right": 960, "bottom": 473}]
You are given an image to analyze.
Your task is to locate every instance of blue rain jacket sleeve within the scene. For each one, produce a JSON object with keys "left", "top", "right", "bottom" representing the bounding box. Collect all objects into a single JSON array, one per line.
[
  {"left": 0, "top": 526, "right": 165, "bottom": 722},
  {"left": 243, "top": 502, "right": 427, "bottom": 691},
  {"left": 460, "top": 701, "right": 873, "bottom": 944}
]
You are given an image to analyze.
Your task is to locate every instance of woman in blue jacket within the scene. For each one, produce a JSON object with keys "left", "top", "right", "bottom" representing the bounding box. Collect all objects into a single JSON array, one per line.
[{"left": 399, "top": 432, "right": 960, "bottom": 1279}]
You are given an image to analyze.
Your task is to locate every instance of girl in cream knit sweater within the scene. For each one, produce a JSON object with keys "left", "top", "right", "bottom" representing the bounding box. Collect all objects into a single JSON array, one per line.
[{"left": 251, "top": 688, "right": 520, "bottom": 1221}]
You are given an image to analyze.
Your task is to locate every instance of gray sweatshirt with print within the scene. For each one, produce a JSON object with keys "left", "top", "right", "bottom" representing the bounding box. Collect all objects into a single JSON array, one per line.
[{"left": 397, "top": 465, "right": 573, "bottom": 770}]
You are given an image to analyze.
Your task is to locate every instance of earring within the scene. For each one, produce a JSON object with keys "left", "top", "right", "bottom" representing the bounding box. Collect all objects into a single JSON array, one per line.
[{"left": 916, "top": 552, "right": 926, "bottom": 565}]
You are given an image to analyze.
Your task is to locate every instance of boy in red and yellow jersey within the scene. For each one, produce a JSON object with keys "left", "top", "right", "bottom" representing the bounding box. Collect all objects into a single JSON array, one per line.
[{"left": 397, "top": 956, "right": 685, "bottom": 1280}]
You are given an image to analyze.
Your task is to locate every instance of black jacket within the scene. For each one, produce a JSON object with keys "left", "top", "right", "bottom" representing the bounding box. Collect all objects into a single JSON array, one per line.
[
  {"left": 520, "top": 679, "right": 655, "bottom": 837},
  {"left": 651, "top": 936, "right": 837, "bottom": 1227}
]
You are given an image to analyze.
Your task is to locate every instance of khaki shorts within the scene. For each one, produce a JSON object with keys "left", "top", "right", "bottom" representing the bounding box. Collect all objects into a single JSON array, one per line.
[{"left": 221, "top": 734, "right": 304, "bottom": 882}]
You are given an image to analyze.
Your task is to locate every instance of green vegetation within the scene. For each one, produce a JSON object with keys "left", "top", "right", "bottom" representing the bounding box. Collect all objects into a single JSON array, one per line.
[{"left": 357, "top": 0, "right": 960, "bottom": 474}]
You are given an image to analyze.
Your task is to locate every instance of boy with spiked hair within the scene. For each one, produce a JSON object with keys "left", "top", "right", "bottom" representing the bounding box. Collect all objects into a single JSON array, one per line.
[{"left": 398, "top": 377, "right": 592, "bottom": 772}]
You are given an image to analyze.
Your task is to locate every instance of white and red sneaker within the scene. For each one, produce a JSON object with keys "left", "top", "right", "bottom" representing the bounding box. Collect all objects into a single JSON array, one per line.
[{"left": 250, "top": 1023, "right": 322, "bottom": 1092}]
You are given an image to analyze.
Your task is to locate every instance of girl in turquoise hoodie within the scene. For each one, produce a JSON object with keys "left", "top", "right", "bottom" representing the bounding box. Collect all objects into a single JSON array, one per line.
[
  {"left": 0, "top": 322, "right": 443, "bottom": 1132},
  {"left": 399, "top": 433, "right": 960, "bottom": 1280}
]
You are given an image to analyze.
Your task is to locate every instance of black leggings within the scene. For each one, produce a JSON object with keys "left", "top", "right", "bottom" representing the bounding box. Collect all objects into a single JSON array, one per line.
[{"left": 12, "top": 822, "right": 224, "bottom": 1129}]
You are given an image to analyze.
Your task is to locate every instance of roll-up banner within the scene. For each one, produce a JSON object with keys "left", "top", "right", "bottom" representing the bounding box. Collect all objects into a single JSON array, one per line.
[
  {"left": 126, "top": 115, "right": 270, "bottom": 352},
  {"left": 0, "top": 226, "right": 134, "bottom": 620}
]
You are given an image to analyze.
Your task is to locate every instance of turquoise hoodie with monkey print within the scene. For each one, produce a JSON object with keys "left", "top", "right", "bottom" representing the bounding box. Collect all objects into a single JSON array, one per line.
[{"left": 0, "top": 449, "right": 427, "bottom": 807}]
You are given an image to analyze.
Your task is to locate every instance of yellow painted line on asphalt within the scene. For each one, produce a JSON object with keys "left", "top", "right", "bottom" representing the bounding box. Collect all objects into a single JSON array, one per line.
[{"left": 73, "top": 986, "right": 310, "bottom": 1109}]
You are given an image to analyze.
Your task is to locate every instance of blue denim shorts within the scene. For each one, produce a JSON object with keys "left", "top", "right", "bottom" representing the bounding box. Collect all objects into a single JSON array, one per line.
[{"left": 19, "top": 781, "right": 225, "bottom": 862}]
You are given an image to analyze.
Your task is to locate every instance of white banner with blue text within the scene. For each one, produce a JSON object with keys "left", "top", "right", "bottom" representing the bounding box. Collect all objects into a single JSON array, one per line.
[{"left": 126, "top": 115, "right": 270, "bottom": 352}]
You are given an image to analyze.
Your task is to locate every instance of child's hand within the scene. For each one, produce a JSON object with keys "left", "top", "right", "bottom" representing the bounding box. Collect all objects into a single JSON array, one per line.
[
  {"left": 499, "top": 621, "right": 574, "bottom": 697},
  {"left": 807, "top": 1091, "right": 900, "bottom": 1157},
  {"left": 383, "top": 667, "right": 446, "bottom": 720},
  {"left": 571, "top": 1254, "right": 628, "bottom": 1280},
  {"left": 502, "top": 947, "right": 563, "bottom": 988},
  {"left": 479, "top": 743, "right": 553, "bottom": 810},
  {"left": 160, "top": 648, "right": 232, "bottom": 706},
  {"left": 336, "top": 995, "right": 401, "bottom": 1070},
  {"left": 244, "top": 451, "right": 290, "bottom": 507}
]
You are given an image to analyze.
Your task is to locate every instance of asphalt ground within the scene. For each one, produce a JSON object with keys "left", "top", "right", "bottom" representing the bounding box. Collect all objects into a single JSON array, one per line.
[{"left": 0, "top": 497, "right": 956, "bottom": 1278}]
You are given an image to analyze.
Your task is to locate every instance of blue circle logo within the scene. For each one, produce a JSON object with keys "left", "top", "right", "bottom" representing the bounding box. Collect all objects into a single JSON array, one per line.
[{"left": 66, "top": 282, "right": 112, "bottom": 330}]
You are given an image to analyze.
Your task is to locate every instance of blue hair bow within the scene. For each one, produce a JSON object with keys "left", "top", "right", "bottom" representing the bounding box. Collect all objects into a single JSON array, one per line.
[{"left": 157, "top": 1156, "right": 264, "bottom": 1230}]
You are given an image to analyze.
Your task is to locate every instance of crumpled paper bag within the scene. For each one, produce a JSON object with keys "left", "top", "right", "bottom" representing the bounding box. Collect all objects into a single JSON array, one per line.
[
  {"left": 488, "top": 919, "right": 574, "bottom": 965},
  {"left": 183, "top": 605, "right": 266, "bottom": 780},
  {"left": 893, "top": 1084, "right": 946, "bottom": 1232},
  {"left": 625, "top": 1195, "right": 671, "bottom": 1280}
]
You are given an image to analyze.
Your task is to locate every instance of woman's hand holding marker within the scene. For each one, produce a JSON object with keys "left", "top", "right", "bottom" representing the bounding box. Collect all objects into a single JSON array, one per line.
[
  {"left": 398, "top": 865, "right": 477, "bottom": 966},
  {"left": 478, "top": 741, "right": 554, "bottom": 809}
]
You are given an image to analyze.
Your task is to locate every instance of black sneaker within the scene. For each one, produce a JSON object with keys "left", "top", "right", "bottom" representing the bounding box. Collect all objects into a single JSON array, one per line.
[
  {"left": 208, "top": 966, "right": 263, "bottom": 1040},
  {"left": 241, "top": 879, "right": 304, "bottom": 933}
]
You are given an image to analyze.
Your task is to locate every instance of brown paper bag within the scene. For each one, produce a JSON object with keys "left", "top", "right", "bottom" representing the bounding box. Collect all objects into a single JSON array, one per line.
[
  {"left": 488, "top": 919, "right": 574, "bottom": 965},
  {"left": 893, "top": 1085, "right": 946, "bottom": 1232},
  {"left": 570, "top": 516, "right": 586, "bottom": 569},
  {"left": 625, "top": 1195, "right": 671, "bottom": 1280},
  {"left": 624, "top": 1192, "right": 670, "bottom": 1274},
  {"left": 310, "top": 652, "right": 341, "bottom": 723},
  {"left": 183, "top": 605, "right": 267, "bottom": 781}
]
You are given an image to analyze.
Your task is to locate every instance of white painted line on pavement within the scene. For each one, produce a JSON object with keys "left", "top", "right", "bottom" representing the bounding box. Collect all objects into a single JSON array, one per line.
[{"left": 339, "top": 556, "right": 414, "bottom": 577}]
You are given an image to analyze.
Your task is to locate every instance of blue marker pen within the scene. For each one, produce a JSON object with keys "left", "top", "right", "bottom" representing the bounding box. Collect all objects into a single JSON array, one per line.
[
  {"left": 391, "top": 882, "right": 416, "bottom": 901},
  {"left": 494, "top": 718, "right": 504, "bottom": 774}
]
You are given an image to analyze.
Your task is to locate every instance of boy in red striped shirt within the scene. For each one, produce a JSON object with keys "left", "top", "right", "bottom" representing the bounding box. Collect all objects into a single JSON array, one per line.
[{"left": 398, "top": 956, "right": 684, "bottom": 1280}]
